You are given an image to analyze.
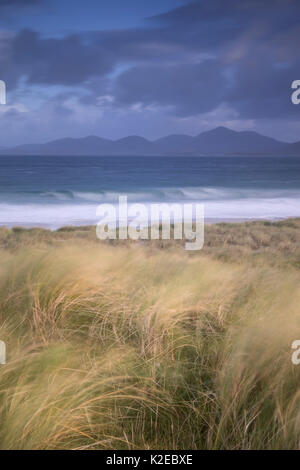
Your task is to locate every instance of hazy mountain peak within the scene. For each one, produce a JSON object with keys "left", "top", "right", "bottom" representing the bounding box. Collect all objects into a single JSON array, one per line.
[
  {"left": 198, "top": 126, "right": 236, "bottom": 137},
  {"left": 116, "top": 135, "right": 150, "bottom": 143},
  {"left": 0, "top": 127, "right": 296, "bottom": 156}
]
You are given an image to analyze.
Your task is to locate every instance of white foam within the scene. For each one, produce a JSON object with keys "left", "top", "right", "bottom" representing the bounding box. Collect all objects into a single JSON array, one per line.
[{"left": 1, "top": 187, "right": 300, "bottom": 229}]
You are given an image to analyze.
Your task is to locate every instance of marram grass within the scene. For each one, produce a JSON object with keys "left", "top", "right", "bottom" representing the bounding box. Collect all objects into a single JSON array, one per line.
[{"left": 0, "top": 219, "right": 300, "bottom": 449}]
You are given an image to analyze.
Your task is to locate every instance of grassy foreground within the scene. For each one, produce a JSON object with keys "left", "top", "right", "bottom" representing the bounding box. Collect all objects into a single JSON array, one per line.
[{"left": 0, "top": 219, "right": 300, "bottom": 450}]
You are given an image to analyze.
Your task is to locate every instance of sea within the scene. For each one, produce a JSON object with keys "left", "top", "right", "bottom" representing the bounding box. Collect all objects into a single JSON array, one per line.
[{"left": 0, "top": 155, "right": 299, "bottom": 228}]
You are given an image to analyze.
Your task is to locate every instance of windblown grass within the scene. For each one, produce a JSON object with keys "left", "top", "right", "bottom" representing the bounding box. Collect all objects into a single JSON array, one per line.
[{"left": 0, "top": 219, "right": 300, "bottom": 449}]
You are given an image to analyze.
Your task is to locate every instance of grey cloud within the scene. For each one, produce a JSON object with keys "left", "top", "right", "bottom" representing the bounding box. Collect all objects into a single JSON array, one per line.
[
  {"left": 1, "top": 0, "right": 300, "bottom": 127},
  {"left": 228, "top": 54, "right": 300, "bottom": 119},
  {"left": 113, "top": 61, "right": 226, "bottom": 116},
  {"left": 10, "top": 30, "right": 114, "bottom": 86}
]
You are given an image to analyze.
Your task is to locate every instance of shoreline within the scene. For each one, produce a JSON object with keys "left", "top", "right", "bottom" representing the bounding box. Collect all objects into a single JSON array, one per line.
[{"left": 0, "top": 215, "right": 289, "bottom": 231}]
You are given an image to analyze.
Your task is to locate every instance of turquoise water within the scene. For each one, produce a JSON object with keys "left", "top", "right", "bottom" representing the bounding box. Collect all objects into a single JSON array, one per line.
[{"left": 0, "top": 155, "right": 299, "bottom": 227}]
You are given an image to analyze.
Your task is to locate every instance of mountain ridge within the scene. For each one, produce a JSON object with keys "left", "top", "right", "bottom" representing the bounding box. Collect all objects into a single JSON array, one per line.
[{"left": 0, "top": 126, "right": 298, "bottom": 156}]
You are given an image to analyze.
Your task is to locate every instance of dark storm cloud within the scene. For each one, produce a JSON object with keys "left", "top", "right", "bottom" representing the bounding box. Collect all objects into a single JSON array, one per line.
[
  {"left": 137, "top": 0, "right": 300, "bottom": 119},
  {"left": 13, "top": 30, "right": 113, "bottom": 85},
  {"left": 1, "top": 0, "right": 300, "bottom": 121},
  {"left": 0, "top": 24, "right": 209, "bottom": 89},
  {"left": 0, "top": 29, "right": 114, "bottom": 88},
  {"left": 150, "top": 0, "right": 300, "bottom": 32},
  {"left": 113, "top": 61, "right": 226, "bottom": 116},
  {"left": 228, "top": 53, "right": 300, "bottom": 119},
  {"left": 101, "top": 0, "right": 300, "bottom": 120}
]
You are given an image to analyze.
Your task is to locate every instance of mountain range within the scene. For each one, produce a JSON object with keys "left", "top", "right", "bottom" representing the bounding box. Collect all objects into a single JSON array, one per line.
[{"left": 1, "top": 126, "right": 299, "bottom": 156}]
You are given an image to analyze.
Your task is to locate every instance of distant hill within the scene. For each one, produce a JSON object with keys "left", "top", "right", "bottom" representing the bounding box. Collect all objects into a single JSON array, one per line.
[
  {"left": 154, "top": 134, "right": 195, "bottom": 154},
  {"left": 0, "top": 126, "right": 297, "bottom": 156},
  {"left": 190, "top": 127, "right": 286, "bottom": 155},
  {"left": 277, "top": 140, "right": 300, "bottom": 156},
  {"left": 113, "top": 136, "right": 155, "bottom": 155}
]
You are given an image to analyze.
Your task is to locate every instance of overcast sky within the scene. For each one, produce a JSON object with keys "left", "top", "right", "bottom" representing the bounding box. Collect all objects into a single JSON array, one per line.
[{"left": 0, "top": 0, "right": 299, "bottom": 146}]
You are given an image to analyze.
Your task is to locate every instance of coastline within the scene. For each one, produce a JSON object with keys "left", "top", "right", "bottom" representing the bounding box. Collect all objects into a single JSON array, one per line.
[{"left": 0, "top": 215, "right": 289, "bottom": 230}]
